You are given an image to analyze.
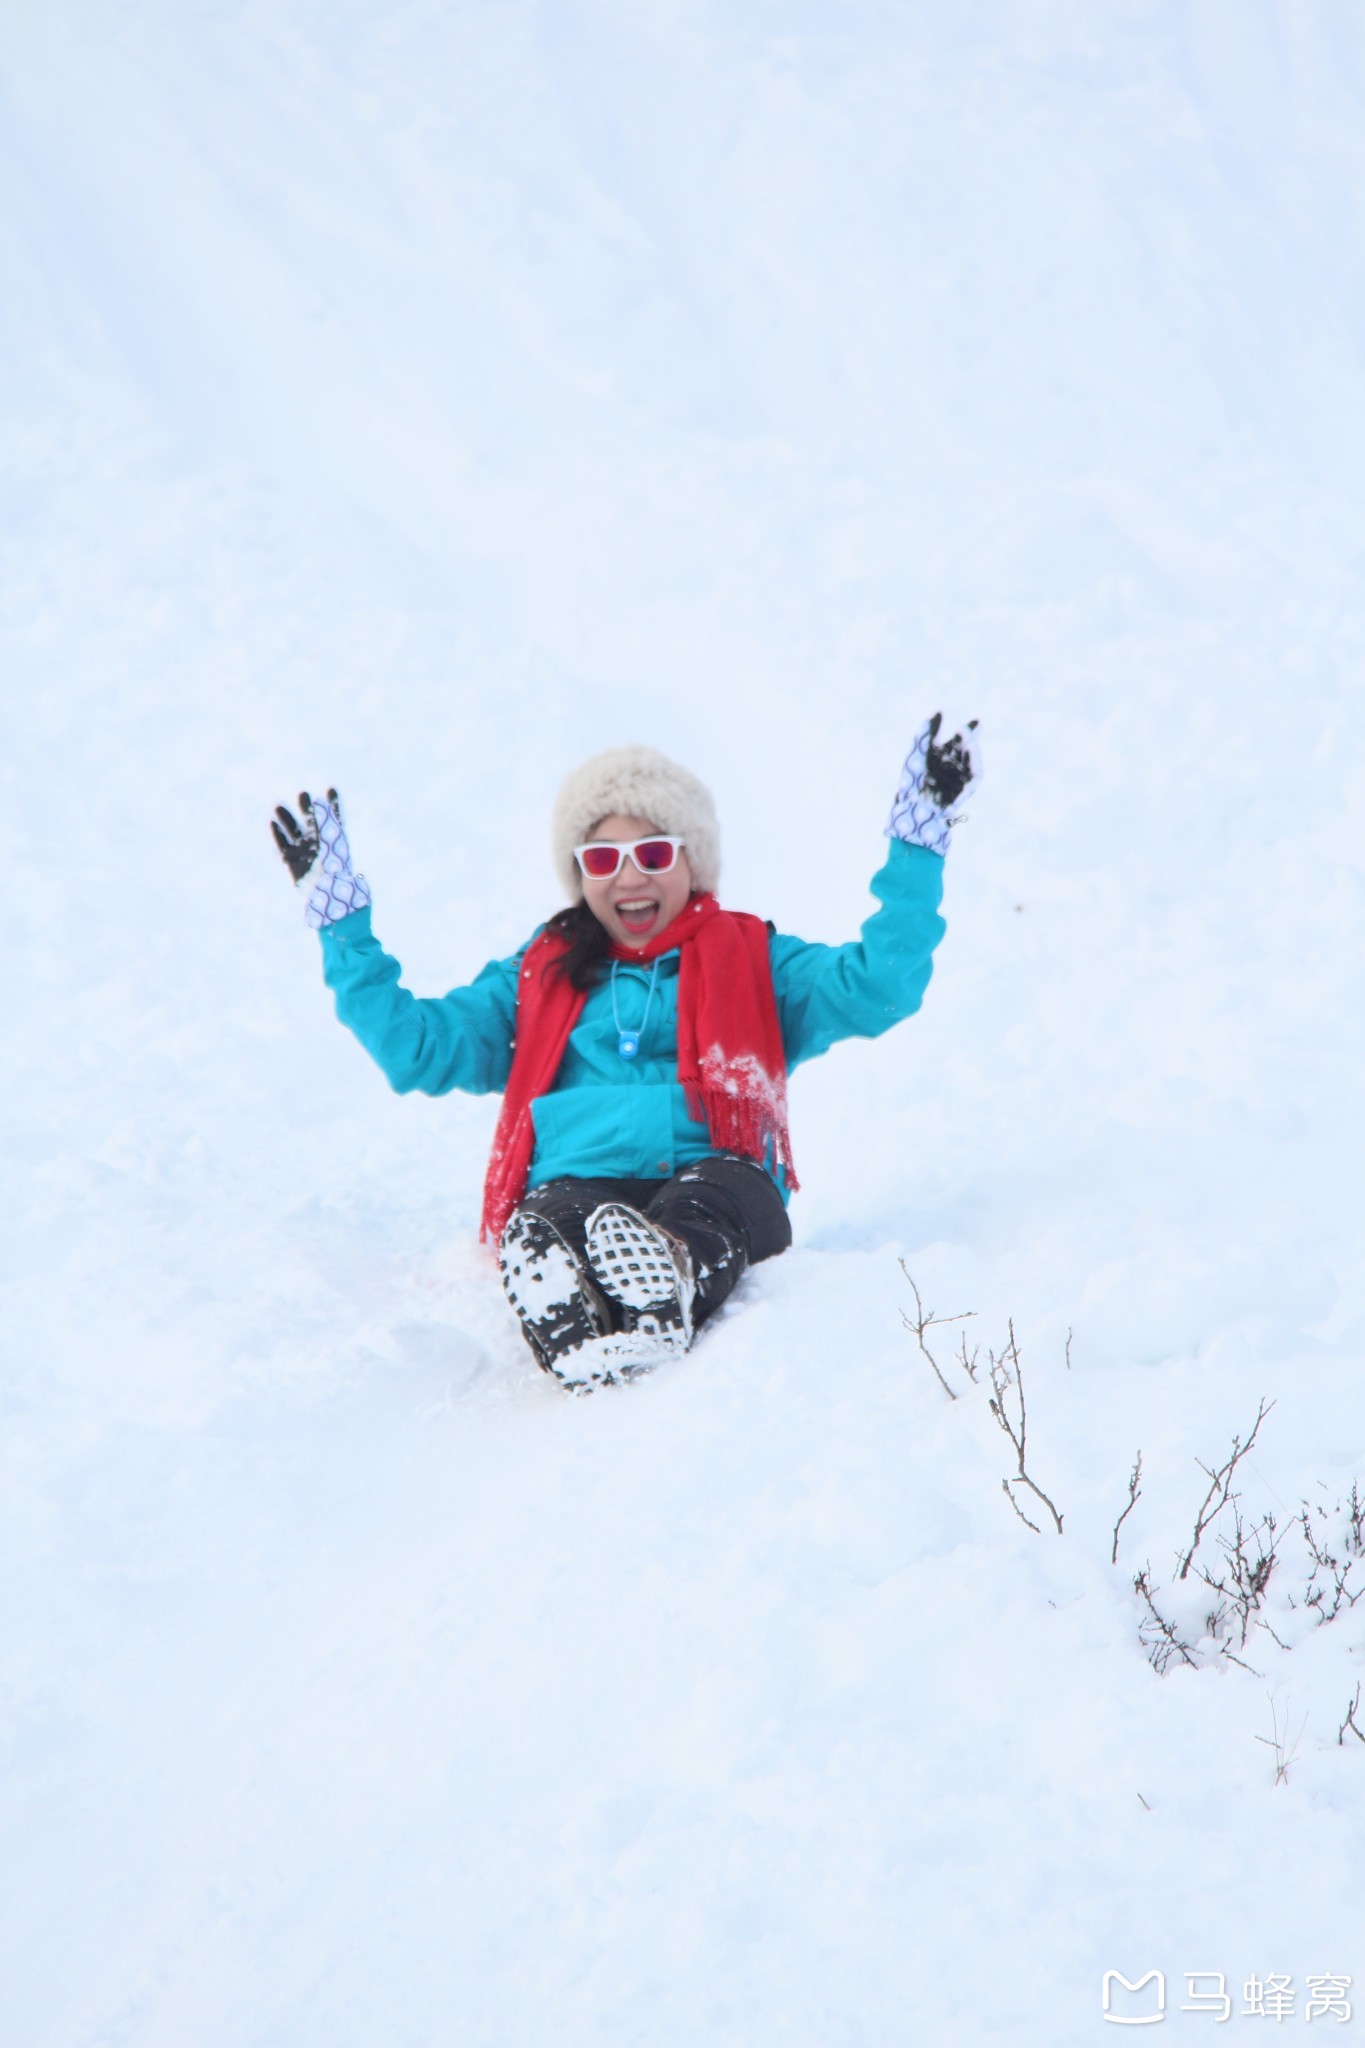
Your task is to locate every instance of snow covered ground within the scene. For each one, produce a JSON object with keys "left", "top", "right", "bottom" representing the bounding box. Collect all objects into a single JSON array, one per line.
[{"left": 4, "top": 4, "right": 1365, "bottom": 2040}]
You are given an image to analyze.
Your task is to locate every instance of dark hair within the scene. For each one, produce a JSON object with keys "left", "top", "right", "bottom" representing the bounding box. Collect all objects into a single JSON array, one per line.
[{"left": 543, "top": 899, "right": 612, "bottom": 992}]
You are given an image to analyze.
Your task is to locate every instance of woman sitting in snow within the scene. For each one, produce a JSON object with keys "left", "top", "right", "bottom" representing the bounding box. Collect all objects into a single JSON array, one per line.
[{"left": 270, "top": 719, "right": 979, "bottom": 1391}]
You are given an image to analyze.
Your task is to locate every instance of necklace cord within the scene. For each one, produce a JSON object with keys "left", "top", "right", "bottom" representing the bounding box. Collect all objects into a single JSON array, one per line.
[{"left": 611, "top": 957, "right": 661, "bottom": 1059}]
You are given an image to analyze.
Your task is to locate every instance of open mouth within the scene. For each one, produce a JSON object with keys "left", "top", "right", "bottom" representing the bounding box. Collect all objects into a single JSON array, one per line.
[{"left": 613, "top": 896, "right": 660, "bottom": 936}]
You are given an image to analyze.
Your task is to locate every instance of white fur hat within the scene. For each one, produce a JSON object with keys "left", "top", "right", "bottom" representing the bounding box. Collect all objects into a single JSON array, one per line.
[{"left": 551, "top": 745, "right": 721, "bottom": 900}]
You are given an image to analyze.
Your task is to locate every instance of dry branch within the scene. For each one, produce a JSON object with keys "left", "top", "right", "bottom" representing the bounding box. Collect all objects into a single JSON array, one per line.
[
  {"left": 1347, "top": 1481, "right": 1365, "bottom": 1557},
  {"left": 1254, "top": 1694, "right": 1305, "bottom": 1786},
  {"left": 1196, "top": 1503, "right": 1281, "bottom": 1650},
  {"left": 1111, "top": 1451, "right": 1143, "bottom": 1566},
  {"left": 1134, "top": 1566, "right": 1198, "bottom": 1673},
  {"left": 1176, "top": 1398, "right": 1275, "bottom": 1581},
  {"left": 1001, "top": 1477, "right": 1042, "bottom": 1533},
  {"left": 987, "top": 1321, "right": 1064, "bottom": 1535},
  {"left": 1299, "top": 1498, "right": 1365, "bottom": 1624},
  {"left": 898, "top": 1263, "right": 977, "bottom": 1402}
]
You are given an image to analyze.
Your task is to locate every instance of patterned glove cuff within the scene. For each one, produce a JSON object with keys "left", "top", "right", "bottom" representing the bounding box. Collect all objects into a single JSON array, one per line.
[
  {"left": 303, "top": 796, "right": 372, "bottom": 928},
  {"left": 306, "top": 869, "right": 373, "bottom": 929},
  {"left": 886, "top": 716, "right": 977, "bottom": 856},
  {"left": 886, "top": 797, "right": 953, "bottom": 857},
  {"left": 887, "top": 719, "right": 953, "bottom": 854}
]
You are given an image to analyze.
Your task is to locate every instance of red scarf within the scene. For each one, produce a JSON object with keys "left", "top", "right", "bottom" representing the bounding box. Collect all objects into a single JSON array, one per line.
[{"left": 480, "top": 892, "right": 797, "bottom": 1242}]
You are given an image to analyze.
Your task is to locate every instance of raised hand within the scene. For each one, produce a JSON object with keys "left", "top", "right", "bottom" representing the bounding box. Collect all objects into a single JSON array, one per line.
[
  {"left": 887, "top": 713, "right": 982, "bottom": 856},
  {"left": 269, "top": 787, "right": 372, "bottom": 927},
  {"left": 271, "top": 792, "right": 322, "bottom": 882}
]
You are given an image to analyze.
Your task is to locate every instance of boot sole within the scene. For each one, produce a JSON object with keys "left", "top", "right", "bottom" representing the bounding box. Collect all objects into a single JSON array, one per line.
[
  {"left": 498, "top": 1210, "right": 611, "bottom": 1386},
  {"left": 584, "top": 1203, "right": 695, "bottom": 1354}
]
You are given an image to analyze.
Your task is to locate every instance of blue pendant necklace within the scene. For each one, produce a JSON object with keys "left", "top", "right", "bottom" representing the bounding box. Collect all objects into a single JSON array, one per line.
[{"left": 611, "top": 957, "right": 660, "bottom": 1060}]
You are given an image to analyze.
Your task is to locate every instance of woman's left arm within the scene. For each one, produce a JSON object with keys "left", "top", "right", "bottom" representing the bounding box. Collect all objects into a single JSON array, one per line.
[{"left": 772, "top": 714, "right": 981, "bottom": 1067}]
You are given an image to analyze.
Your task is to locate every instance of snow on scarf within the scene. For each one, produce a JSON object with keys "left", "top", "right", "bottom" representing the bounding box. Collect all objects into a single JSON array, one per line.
[{"left": 480, "top": 892, "right": 797, "bottom": 1243}]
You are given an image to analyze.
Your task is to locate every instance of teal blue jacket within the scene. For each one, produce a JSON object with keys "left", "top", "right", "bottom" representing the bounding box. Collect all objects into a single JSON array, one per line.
[{"left": 319, "top": 838, "right": 946, "bottom": 1193}]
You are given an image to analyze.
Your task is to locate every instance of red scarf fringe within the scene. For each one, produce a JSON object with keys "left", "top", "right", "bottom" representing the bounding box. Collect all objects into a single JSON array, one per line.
[{"left": 481, "top": 893, "right": 796, "bottom": 1243}]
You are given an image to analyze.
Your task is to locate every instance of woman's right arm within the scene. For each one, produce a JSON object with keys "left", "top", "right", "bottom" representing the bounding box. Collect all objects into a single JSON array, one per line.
[{"left": 320, "top": 906, "right": 520, "bottom": 1097}]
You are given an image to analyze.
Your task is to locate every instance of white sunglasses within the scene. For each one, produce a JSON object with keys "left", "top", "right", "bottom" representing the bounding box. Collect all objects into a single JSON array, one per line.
[{"left": 573, "top": 835, "right": 685, "bottom": 880}]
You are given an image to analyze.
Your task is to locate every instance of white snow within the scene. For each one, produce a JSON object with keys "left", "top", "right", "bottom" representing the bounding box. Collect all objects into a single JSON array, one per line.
[{"left": 4, "top": 4, "right": 1365, "bottom": 2041}]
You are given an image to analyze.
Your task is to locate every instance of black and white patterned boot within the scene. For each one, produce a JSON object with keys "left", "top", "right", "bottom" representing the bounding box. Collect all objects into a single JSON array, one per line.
[
  {"left": 584, "top": 1203, "right": 696, "bottom": 1363},
  {"left": 498, "top": 1209, "right": 614, "bottom": 1390}
]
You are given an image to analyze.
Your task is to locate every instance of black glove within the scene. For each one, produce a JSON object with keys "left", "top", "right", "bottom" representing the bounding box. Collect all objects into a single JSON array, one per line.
[
  {"left": 271, "top": 789, "right": 371, "bottom": 928},
  {"left": 922, "top": 713, "right": 979, "bottom": 809},
  {"left": 271, "top": 791, "right": 333, "bottom": 883},
  {"left": 887, "top": 714, "right": 982, "bottom": 855}
]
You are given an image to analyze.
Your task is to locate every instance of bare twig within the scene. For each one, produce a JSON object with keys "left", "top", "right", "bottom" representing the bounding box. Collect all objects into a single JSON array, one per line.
[
  {"left": 1065, "top": 1327, "right": 1074, "bottom": 1371},
  {"left": 987, "top": 1321, "right": 1064, "bottom": 1535},
  {"left": 1299, "top": 1497, "right": 1364, "bottom": 1624},
  {"left": 1176, "top": 1398, "right": 1275, "bottom": 1580},
  {"left": 1134, "top": 1566, "right": 1198, "bottom": 1674},
  {"left": 1254, "top": 1694, "right": 1306, "bottom": 1785},
  {"left": 1347, "top": 1481, "right": 1365, "bottom": 1558},
  {"left": 1219, "top": 1647, "right": 1264, "bottom": 1677},
  {"left": 1111, "top": 1451, "right": 1143, "bottom": 1566},
  {"left": 1196, "top": 1503, "right": 1282, "bottom": 1649},
  {"left": 1125, "top": 1418, "right": 1362, "bottom": 1701},
  {"left": 898, "top": 1263, "right": 977, "bottom": 1402},
  {"left": 1001, "top": 1477, "right": 1041, "bottom": 1533}
]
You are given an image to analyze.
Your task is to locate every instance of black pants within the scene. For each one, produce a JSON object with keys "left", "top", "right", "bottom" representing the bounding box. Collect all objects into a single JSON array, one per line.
[{"left": 517, "top": 1153, "right": 792, "bottom": 1331}]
